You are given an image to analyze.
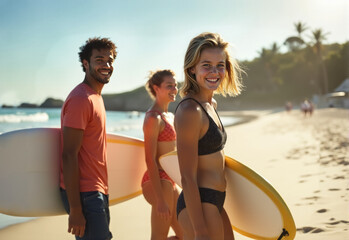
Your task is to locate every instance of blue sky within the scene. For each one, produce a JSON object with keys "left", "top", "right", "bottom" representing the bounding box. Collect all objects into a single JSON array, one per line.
[{"left": 0, "top": 0, "right": 348, "bottom": 105}]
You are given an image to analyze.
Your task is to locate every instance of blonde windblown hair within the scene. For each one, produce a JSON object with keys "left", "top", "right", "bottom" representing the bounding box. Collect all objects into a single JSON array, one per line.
[{"left": 180, "top": 32, "right": 243, "bottom": 97}]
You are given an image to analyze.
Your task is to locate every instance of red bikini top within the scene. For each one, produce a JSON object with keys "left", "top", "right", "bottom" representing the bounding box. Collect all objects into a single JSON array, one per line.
[{"left": 146, "top": 111, "right": 176, "bottom": 142}]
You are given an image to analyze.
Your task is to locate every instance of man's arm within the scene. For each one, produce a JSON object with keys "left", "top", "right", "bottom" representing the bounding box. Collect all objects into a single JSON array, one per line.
[{"left": 62, "top": 126, "right": 86, "bottom": 238}]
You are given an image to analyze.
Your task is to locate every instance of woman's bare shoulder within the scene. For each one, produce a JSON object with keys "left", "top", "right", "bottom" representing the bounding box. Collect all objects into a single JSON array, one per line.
[
  {"left": 175, "top": 99, "right": 203, "bottom": 127},
  {"left": 143, "top": 111, "right": 161, "bottom": 128},
  {"left": 176, "top": 99, "right": 201, "bottom": 116}
]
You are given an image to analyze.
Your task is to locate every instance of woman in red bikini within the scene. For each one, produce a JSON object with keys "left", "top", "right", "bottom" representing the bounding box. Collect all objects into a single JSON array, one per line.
[{"left": 141, "top": 70, "right": 183, "bottom": 240}]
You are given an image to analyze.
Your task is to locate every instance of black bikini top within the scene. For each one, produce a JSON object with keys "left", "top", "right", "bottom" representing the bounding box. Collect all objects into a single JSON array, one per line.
[{"left": 175, "top": 98, "right": 227, "bottom": 155}]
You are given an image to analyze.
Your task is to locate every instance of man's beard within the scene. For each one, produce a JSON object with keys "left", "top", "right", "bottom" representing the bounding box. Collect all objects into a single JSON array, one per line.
[{"left": 89, "top": 64, "right": 111, "bottom": 84}]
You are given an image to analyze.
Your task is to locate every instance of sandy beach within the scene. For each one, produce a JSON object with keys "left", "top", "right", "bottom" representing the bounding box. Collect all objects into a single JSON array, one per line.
[{"left": 0, "top": 108, "right": 347, "bottom": 239}]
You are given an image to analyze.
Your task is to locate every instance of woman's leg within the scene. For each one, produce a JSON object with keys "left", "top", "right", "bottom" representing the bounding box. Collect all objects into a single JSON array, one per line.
[
  {"left": 177, "top": 208, "right": 194, "bottom": 240},
  {"left": 142, "top": 180, "right": 176, "bottom": 240},
  {"left": 178, "top": 203, "right": 224, "bottom": 240},
  {"left": 169, "top": 187, "right": 183, "bottom": 239},
  {"left": 202, "top": 203, "right": 224, "bottom": 240},
  {"left": 221, "top": 208, "right": 235, "bottom": 240}
]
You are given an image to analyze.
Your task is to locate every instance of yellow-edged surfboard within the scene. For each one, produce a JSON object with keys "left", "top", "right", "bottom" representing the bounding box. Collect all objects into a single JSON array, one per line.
[
  {"left": 0, "top": 128, "right": 146, "bottom": 217},
  {"left": 159, "top": 151, "right": 296, "bottom": 240}
]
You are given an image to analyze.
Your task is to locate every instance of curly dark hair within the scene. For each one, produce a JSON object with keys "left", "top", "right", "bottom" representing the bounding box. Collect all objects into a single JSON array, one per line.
[{"left": 78, "top": 37, "right": 117, "bottom": 72}]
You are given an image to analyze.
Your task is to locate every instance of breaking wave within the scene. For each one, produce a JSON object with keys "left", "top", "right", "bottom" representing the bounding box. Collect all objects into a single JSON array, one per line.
[{"left": 0, "top": 112, "right": 49, "bottom": 123}]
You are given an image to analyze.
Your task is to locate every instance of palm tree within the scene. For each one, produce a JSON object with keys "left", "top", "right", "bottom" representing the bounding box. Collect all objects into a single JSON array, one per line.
[
  {"left": 311, "top": 28, "right": 329, "bottom": 94},
  {"left": 294, "top": 22, "right": 308, "bottom": 39},
  {"left": 311, "top": 29, "right": 328, "bottom": 53},
  {"left": 284, "top": 21, "right": 307, "bottom": 51},
  {"left": 270, "top": 42, "right": 280, "bottom": 55},
  {"left": 258, "top": 47, "right": 269, "bottom": 60}
]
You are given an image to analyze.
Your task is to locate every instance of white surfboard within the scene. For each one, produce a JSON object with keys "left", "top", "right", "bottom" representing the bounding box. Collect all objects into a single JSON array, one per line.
[
  {"left": 0, "top": 128, "right": 146, "bottom": 217},
  {"left": 159, "top": 151, "right": 296, "bottom": 240}
]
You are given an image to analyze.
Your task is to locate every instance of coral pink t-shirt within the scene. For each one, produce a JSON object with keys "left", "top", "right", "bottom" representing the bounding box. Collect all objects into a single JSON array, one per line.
[{"left": 60, "top": 83, "right": 108, "bottom": 195}]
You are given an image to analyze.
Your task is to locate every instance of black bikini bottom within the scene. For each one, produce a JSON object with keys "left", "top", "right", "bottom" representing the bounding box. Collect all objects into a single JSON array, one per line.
[{"left": 176, "top": 187, "right": 226, "bottom": 217}]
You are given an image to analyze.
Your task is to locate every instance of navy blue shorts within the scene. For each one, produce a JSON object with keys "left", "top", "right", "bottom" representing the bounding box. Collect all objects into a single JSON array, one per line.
[{"left": 60, "top": 188, "right": 113, "bottom": 240}]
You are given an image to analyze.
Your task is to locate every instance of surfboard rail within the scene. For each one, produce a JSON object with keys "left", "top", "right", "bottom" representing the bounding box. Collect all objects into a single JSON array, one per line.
[
  {"left": 225, "top": 156, "right": 296, "bottom": 240},
  {"left": 159, "top": 151, "right": 296, "bottom": 240},
  {"left": 106, "top": 133, "right": 145, "bottom": 206}
]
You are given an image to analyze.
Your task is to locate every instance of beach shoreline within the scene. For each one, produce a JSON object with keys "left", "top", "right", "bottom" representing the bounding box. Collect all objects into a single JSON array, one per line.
[{"left": 0, "top": 108, "right": 348, "bottom": 239}]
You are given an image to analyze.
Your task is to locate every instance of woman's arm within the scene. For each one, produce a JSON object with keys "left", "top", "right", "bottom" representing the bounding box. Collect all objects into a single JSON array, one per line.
[
  {"left": 175, "top": 102, "right": 209, "bottom": 238},
  {"left": 143, "top": 112, "right": 171, "bottom": 219}
]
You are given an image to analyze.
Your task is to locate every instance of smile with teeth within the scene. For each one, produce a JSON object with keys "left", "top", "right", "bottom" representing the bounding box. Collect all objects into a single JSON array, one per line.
[
  {"left": 206, "top": 78, "right": 219, "bottom": 83},
  {"left": 100, "top": 70, "right": 110, "bottom": 76}
]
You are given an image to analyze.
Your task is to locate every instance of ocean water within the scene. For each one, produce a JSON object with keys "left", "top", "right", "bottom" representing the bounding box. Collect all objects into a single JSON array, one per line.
[
  {"left": 0, "top": 108, "right": 145, "bottom": 138},
  {"left": 0, "top": 108, "right": 240, "bottom": 229}
]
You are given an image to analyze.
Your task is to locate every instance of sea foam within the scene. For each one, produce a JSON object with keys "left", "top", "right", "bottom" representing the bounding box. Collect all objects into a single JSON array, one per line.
[{"left": 0, "top": 112, "right": 49, "bottom": 123}]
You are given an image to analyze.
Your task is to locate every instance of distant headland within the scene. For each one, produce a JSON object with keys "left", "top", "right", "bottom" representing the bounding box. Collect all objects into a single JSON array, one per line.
[
  {"left": 0, "top": 87, "right": 155, "bottom": 112},
  {"left": 2, "top": 98, "right": 65, "bottom": 109}
]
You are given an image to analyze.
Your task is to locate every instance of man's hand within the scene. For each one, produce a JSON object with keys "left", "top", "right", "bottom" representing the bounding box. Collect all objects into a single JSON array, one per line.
[{"left": 68, "top": 208, "right": 86, "bottom": 238}]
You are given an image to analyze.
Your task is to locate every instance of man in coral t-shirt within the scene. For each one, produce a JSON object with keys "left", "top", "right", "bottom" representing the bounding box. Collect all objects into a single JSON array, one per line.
[{"left": 60, "top": 37, "right": 117, "bottom": 240}]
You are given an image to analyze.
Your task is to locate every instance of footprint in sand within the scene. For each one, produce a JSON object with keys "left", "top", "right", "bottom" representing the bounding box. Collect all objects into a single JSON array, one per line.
[
  {"left": 339, "top": 160, "right": 349, "bottom": 166},
  {"left": 326, "top": 220, "right": 349, "bottom": 225},
  {"left": 303, "top": 196, "right": 320, "bottom": 201},
  {"left": 297, "top": 226, "right": 325, "bottom": 233},
  {"left": 300, "top": 174, "right": 312, "bottom": 178},
  {"left": 328, "top": 188, "right": 341, "bottom": 191}
]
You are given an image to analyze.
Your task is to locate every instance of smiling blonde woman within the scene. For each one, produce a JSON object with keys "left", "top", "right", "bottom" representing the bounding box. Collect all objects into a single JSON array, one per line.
[{"left": 175, "top": 32, "right": 243, "bottom": 240}]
